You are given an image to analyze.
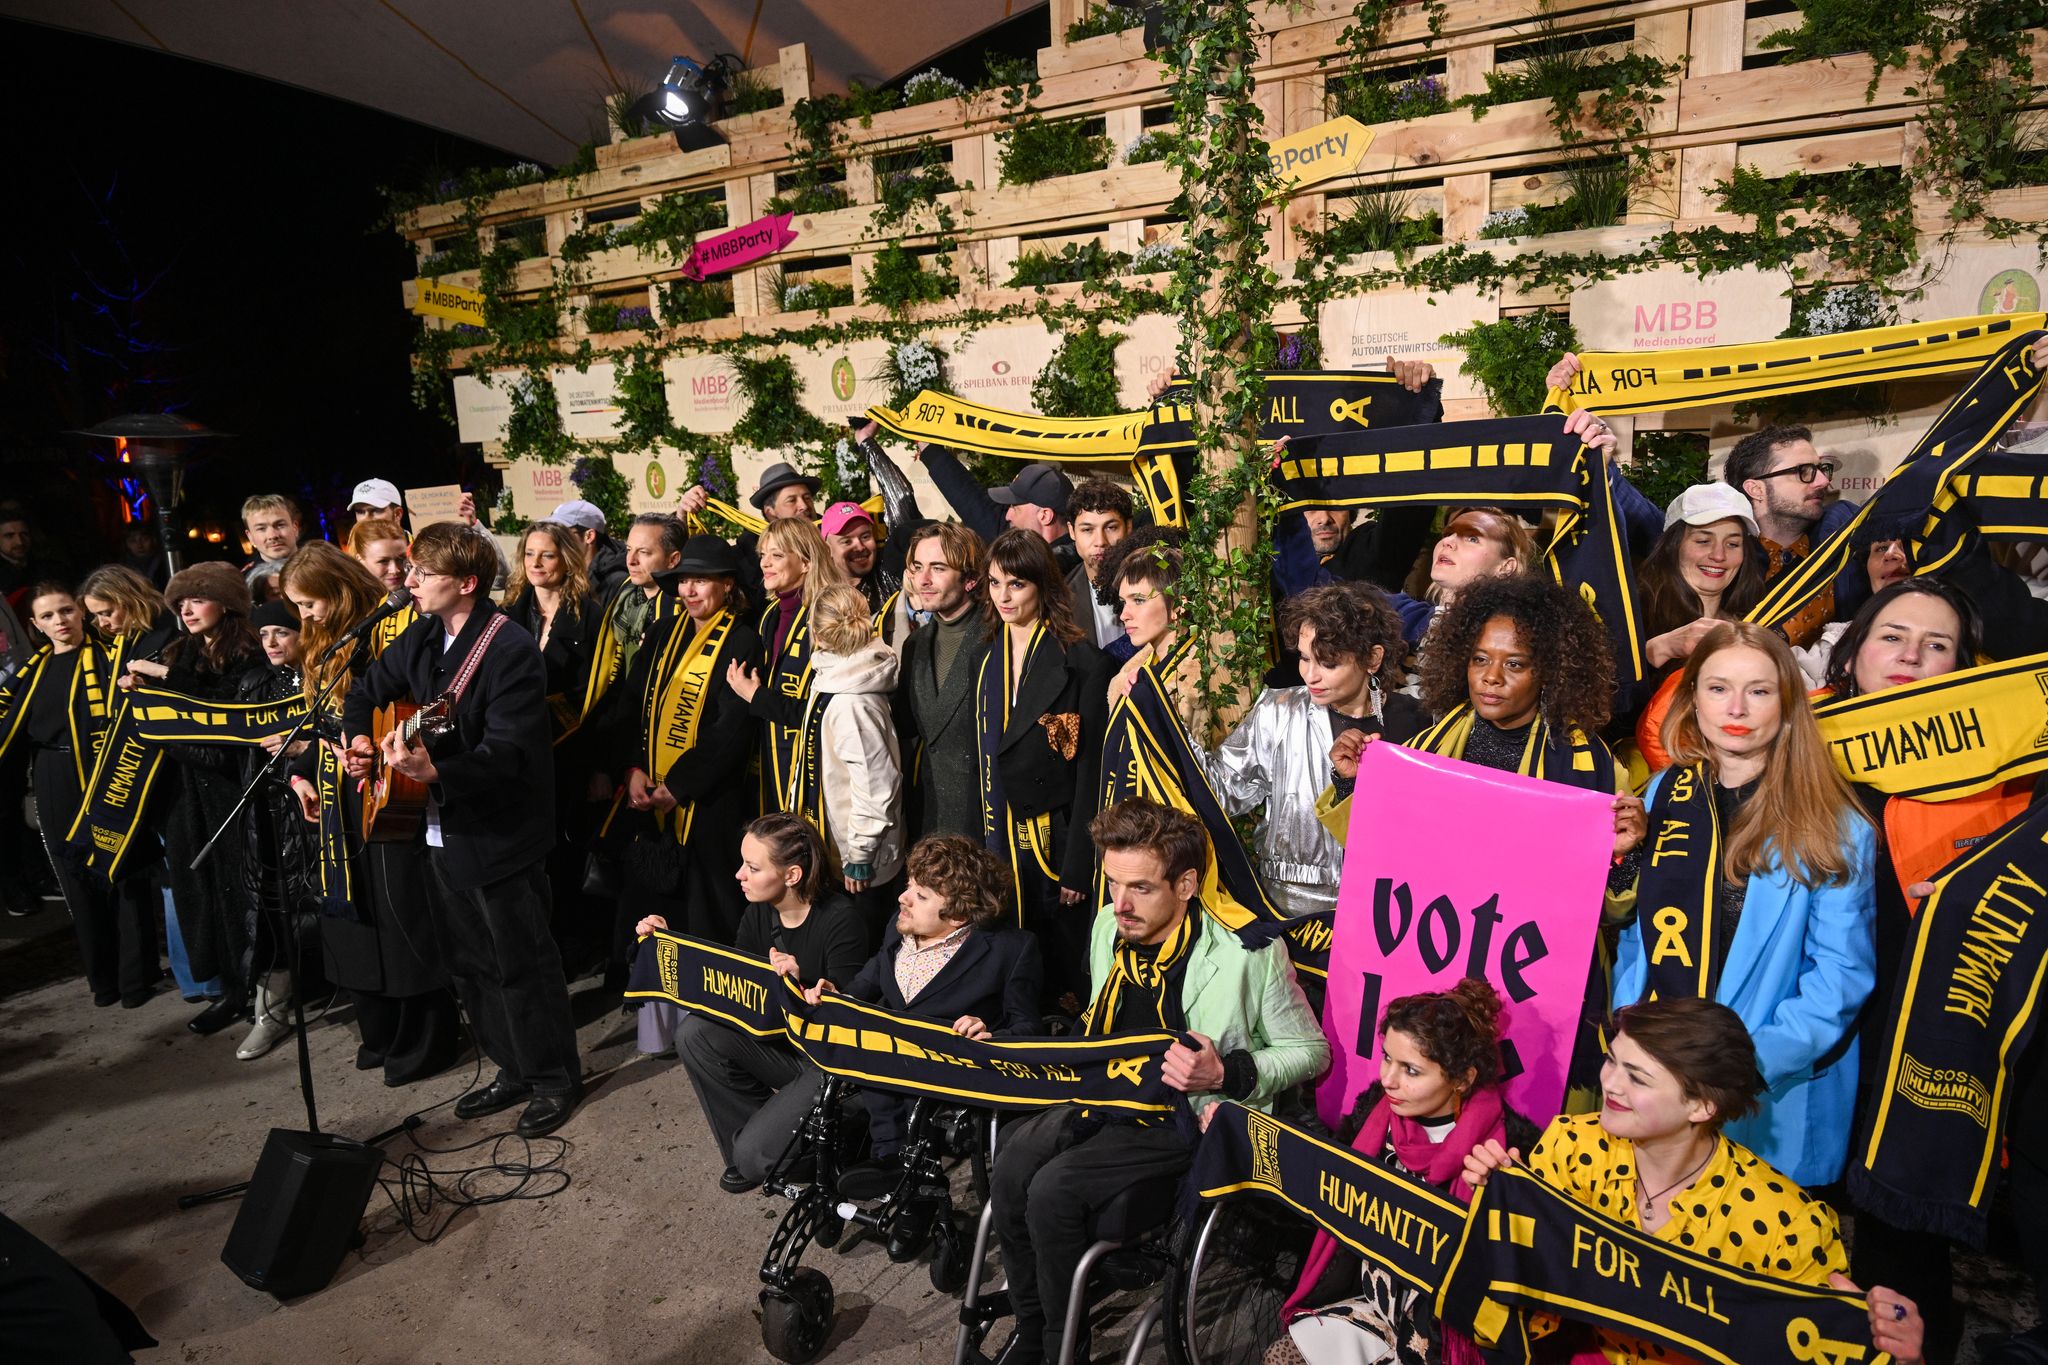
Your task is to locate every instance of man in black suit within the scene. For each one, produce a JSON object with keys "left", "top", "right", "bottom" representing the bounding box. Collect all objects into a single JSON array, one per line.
[
  {"left": 895, "top": 522, "right": 987, "bottom": 840},
  {"left": 341, "top": 523, "right": 582, "bottom": 1138}
]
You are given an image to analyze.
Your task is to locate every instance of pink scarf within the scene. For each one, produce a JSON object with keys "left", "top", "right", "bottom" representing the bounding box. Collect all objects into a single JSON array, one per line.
[{"left": 1279, "top": 1084, "right": 1507, "bottom": 1353}]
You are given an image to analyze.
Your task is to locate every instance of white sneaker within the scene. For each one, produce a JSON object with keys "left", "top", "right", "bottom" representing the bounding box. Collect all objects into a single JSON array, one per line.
[{"left": 236, "top": 975, "right": 294, "bottom": 1060}]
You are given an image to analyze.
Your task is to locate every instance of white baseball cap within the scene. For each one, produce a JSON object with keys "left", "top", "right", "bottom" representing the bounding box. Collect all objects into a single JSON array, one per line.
[
  {"left": 1663, "top": 483, "right": 1758, "bottom": 536},
  {"left": 548, "top": 499, "right": 608, "bottom": 531},
  {"left": 349, "top": 478, "right": 403, "bottom": 510}
]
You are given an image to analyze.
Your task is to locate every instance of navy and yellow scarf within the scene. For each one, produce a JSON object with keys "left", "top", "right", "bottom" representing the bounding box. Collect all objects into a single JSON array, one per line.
[
  {"left": 977, "top": 619, "right": 1061, "bottom": 921},
  {"left": 640, "top": 609, "right": 735, "bottom": 844},
  {"left": 1411, "top": 704, "right": 1613, "bottom": 793},
  {"left": 759, "top": 594, "right": 816, "bottom": 817}
]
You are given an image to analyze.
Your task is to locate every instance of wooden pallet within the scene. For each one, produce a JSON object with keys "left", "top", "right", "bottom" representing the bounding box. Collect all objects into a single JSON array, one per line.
[{"left": 400, "top": 3, "right": 2048, "bottom": 417}]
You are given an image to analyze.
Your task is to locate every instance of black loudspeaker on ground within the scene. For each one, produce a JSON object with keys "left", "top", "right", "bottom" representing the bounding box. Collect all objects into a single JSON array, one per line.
[{"left": 220, "top": 1129, "right": 384, "bottom": 1298}]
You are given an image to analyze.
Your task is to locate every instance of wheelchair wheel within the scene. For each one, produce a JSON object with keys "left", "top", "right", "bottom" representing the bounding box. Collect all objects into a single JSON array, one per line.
[
  {"left": 761, "top": 1267, "right": 836, "bottom": 1364},
  {"left": 929, "top": 1210, "right": 974, "bottom": 1294},
  {"left": 813, "top": 1204, "right": 845, "bottom": 1251},
  {"left": 1163, "top": 1198, "right": 1312, "bottom": 1365}
]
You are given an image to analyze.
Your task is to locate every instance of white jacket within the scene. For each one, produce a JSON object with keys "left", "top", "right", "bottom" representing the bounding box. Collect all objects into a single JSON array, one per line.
[{"left": 813, "top": 642, "right": 905, "bottom": 884}]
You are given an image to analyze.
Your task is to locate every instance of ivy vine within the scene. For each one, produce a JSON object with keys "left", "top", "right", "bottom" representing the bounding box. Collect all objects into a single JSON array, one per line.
[
  {"left": 1154, "top": 0, "right": 1282, "bottom": 739},
  {"left": 1031, "top": 321, "right": 1127, "bottom": 417}
]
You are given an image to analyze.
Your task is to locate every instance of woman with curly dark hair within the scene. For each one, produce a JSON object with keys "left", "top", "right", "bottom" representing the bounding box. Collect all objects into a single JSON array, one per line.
[
  {"left": 1209, "top": 581, "right": 1424, "bottom": 916},
  {"left": 1413, "top": 576, "right": 1629, "bottom": 797},
  {"left": 1410, "top": 576, "right": 1645, "bottom": 1108},
  {"left": 1272, "top": 978, "right": 1539, "bottom": 1365}
]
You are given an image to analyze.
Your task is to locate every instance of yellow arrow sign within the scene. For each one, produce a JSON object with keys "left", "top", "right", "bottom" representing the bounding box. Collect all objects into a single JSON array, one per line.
[
  {"left": 413, "top": 278, "right": 487, "bottom": 328},
  {"left": 1266, "top": 116, "right": 1374, "bottom": 190}
]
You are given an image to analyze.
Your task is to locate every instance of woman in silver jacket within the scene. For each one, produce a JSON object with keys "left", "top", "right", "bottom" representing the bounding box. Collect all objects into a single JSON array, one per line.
[{"left": 1206, "top": 582, "right": 1424, "bottom": 916}]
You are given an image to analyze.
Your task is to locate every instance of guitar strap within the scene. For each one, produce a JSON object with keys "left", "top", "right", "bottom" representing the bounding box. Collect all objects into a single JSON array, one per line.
[{"left": 444, "top": 612, "right": 511, "bottom": 713}]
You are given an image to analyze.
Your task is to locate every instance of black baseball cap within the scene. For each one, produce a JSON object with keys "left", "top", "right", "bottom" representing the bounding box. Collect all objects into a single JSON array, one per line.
[{"left": 987, "top": 463, "right": 1074, "bottom": 518}]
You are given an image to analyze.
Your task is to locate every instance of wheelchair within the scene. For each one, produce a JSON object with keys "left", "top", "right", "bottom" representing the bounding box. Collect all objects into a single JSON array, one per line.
[
  {"left": 952, "top": 1140, "right": 1314, "bottom": 1365},
  {"left": 756, "top": 1072, "right": 996, "bottom": 1364}
]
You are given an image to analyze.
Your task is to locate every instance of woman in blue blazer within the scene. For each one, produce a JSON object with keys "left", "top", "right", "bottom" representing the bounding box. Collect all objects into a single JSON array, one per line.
[{"left": 1613, "top": 622, "right": 1876, "bottom": 1186}]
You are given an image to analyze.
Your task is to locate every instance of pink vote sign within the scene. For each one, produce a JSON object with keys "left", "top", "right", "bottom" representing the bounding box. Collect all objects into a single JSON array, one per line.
[
  {"left": 681, "top": 212, "right": 799, "bottom": 280},
  {"left": 1316, "top": 741, "right": 1615, "bottom": 1129}
]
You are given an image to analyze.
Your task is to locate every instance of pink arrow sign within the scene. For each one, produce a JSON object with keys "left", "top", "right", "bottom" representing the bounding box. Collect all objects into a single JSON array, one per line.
[{"left": 680, "top": 212, "right": 798, "bottom": 280}]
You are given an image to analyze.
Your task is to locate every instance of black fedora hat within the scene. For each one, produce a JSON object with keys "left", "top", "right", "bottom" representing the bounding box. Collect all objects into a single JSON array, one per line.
[
  {"left": 749, "top": 460, "right": 824, "bottom": 510},
  {"left": 673, "top": 534, "right": 742, "bottom": 577}
]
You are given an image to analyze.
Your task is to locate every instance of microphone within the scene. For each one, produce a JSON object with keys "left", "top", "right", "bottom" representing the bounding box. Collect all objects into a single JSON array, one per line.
[{"left": 318, "top": 589, "right": 413, "bottom": 662}]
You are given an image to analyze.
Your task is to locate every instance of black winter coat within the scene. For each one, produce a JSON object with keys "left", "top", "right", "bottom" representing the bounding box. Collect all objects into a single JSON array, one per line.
[{"left": 341, "top": 601, "right": 555, "bottom": 893}]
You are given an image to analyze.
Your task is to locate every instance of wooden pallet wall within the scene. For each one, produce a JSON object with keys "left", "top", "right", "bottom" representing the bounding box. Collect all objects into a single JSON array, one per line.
[{"left": 398, "top": 2, "right": 2048, "bottom": 412}]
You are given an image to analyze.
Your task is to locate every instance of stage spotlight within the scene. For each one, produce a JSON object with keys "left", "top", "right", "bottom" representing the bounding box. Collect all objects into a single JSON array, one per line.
[{"left": 636, "top": 56, "right": 732, "bottom": 153}]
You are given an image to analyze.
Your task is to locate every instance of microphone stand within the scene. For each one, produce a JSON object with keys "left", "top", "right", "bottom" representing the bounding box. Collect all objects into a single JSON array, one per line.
[{"left": 178, "top": 649, "right": 405, "bottom": 1210}]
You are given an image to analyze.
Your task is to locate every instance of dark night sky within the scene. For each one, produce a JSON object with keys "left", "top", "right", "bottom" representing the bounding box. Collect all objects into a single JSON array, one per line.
[
  {"left": 0, "top": 10, "right": 1053, "bottom": 568},
  {"left": 0, "top": 18, "right": 516, "bottom": 561}
]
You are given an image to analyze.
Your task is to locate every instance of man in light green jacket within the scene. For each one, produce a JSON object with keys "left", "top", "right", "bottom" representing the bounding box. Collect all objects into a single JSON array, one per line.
[{"left": 990, "top": 799, "right": 1329, "bottom": 1365}]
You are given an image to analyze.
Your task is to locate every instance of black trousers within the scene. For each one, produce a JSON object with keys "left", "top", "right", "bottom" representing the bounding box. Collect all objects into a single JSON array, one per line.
[
  {"left": 423, "top": 856, "right": 582, "bottom": 1098},
  {"left": 350, "top": 987, "right": 462, "bottom": 1087},
  {"left": 1849, "top": 1207, "right": 1959, "bottom": 1364},
  {"left": 991, "top": 1107, "right": 1191, "bottom": 1361},
  {"left": 674, "top": 1017, "right": 818, "bottom": 1181},
  {"left": 35, "top": 750, "right": 158, "bottom": 999}
]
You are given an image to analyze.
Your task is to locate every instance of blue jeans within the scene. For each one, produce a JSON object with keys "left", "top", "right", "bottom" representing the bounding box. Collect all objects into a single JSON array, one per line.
[{"left": 164, "top": 885, "right": 220, "bottom": 1000}]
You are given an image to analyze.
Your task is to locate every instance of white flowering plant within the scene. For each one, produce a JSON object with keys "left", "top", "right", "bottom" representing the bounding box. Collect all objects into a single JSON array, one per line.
[
  {"left": 1127, "top": 239, "right": 1185, "bottom": 275},
  {"left": 1797, "top": 285, "right": 1892, "bottom": 336},
  {"left": 903, "top": 69, "right": 967, "bottom": 107},
  {"left": 874, "top": 338, "right": 949, "bottom": 409},
  {"left": 1480, "top": 206, "right": 1531, "bottom": 239}
]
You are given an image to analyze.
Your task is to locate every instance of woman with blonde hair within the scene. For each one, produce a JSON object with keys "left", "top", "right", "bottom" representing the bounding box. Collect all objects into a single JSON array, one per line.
[
  {"left": 727, "top": 515, "right": 850, "bottom": 814},
  {"left": 79, "top": 564, "right": 177, "bottom": 666},
  {"left": 278, "top": 542, "right": 459, "bottom": 1086},
  {"left": 76, "top": 563, "right": 189, "bottom": 995},
  {"left": 1380, "top": 507, "right": 1539, "bottom": 700},
  {"left": 501, "top": 520, "right": 603, "bottom": 733},
  {"left": 803, "top": 582, "right": 905, "bottom": 930},
  {"left": 1613, "top": 620, "right": 1875, "bottom": 1185}
]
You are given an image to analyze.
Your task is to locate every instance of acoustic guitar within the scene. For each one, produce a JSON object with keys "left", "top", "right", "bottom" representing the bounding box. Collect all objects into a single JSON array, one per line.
[{"left": 363, "top": 696, "right": 452, "bottom": 841}]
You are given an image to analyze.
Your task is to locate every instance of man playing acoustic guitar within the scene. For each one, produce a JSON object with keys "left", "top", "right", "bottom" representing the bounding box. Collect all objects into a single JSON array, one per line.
[{"left": 340, "top": 523, "right": 583, "bottom": 1137}]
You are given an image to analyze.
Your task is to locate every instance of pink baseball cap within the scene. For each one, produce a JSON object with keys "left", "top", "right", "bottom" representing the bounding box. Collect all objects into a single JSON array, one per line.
[{"left": 820, "top": 502, "right": 873, "bottom": 537}]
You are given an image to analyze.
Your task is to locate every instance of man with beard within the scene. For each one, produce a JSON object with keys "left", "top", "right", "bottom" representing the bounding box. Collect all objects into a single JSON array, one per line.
[
  {"left": 821, "top": 502, "right": 898, "bottom": 615},
  {"left": 988, "top": 799, "right": 1328, "bottom": 1365},
  {"left": 892, "top": 522, "right": 986, "bottom": 840}
]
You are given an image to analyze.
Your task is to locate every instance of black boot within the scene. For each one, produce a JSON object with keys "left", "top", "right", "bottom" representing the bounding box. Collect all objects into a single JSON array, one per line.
[{"left": 188, "top": 992, "right": 244, "bottom": 1036}]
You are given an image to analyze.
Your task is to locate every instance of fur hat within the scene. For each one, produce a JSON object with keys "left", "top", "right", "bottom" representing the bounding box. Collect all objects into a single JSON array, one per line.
[{"left": 164, "top": 560, "right": 254, "bottom": 618}]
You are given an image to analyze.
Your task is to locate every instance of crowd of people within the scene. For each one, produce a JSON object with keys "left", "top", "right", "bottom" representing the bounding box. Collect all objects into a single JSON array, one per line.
[{"left": 6, "top": 333, "right": 2048, "bottom": 1365}]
